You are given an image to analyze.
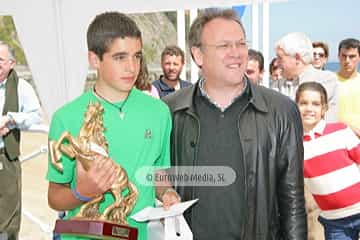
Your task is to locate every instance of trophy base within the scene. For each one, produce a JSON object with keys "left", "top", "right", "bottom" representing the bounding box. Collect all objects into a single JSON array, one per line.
[{"left": 54, "top": 219, "right": 138, "bottom": 239}]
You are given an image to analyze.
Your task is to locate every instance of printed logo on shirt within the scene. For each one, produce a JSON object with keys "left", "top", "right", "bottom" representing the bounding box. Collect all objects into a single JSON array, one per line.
[{"left": 144, "top": 129, "right": 152, "bottom": 139}]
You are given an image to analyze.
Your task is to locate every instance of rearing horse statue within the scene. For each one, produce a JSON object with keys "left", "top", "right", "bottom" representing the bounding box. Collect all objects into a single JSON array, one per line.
[{"left": 49, "top": 102, "right": 138, "bottom": 225}]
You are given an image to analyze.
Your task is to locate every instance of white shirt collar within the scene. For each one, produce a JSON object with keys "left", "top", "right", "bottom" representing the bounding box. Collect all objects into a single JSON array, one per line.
[
  {"left": 0, "top": 79, "right": 7, "bottom": 89},
  {"left": 304, "top": 119, "right": 326, "bottom": 140}
]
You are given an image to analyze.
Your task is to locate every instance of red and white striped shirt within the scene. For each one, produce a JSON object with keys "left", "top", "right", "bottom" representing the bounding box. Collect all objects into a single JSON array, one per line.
[{"left": 303, "top": 120, "right": 360, "bottom": 219}]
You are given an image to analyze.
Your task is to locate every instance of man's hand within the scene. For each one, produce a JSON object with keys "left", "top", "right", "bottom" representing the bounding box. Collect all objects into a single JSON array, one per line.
[
  {"left": 0, "top": 127, "right": 10, "bottom": 136},
  {"left": 161, "top": 188, "right": 181, "bottom": 210},
  {"left": 75, "top": 154, "right": 119, "bottom": 199},
  {"left": 351, "top": 126, "right": 360, "bottom": 138},
  {"left": 0, "top": 116, "right": 11, "bottom": 136}
]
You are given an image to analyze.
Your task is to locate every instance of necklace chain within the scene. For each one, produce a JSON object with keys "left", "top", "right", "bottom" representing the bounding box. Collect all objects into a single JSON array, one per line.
[{"left": 93, "top": 87, "right": 130, "bottom": 119}]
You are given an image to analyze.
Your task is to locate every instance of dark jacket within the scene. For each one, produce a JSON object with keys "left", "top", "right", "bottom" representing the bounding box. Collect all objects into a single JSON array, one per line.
[
  {"left": 152, "top": 76, "right": 192, "bottom": 98},
  {"left": 163, "top": 81, "right": 307, "bottom": 240}
]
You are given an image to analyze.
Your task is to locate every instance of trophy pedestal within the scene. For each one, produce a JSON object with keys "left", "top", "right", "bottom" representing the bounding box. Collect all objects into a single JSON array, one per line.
[{"left": 54, "top": 219, "right": 138, "bottom": 240}]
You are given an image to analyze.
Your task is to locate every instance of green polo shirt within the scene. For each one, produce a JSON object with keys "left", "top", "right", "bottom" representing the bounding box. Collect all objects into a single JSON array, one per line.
[{"left": 46, "top": 88, "right": 171, "bottom": 240}]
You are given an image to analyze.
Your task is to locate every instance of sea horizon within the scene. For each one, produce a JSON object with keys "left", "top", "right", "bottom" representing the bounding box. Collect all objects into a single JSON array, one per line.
[{"left": 325, "top": 62, "right": 339, "bottom": 72}]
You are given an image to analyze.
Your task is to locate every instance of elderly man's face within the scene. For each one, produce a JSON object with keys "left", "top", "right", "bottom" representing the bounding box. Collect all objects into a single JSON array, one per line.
[
  {"left": 276, "top": 48, "right": 297, "bottom": 80},
  {"left": 192, "top": 18, "right": 248, "bottom": 87},
  {"left": 0, "top": 45, "right": 15, "bottom": 82}
]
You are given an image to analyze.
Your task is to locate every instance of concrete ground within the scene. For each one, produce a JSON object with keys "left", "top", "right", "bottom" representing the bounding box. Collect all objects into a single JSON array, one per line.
[{"left": 20, "top": 131, "right": 57, "bottom": 240}]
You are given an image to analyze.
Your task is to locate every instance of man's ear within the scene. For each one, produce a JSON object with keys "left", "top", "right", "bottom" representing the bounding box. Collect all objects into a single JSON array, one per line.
[
  {"left": 260, "top": 69, "right": 264, "bottom": 79},
  {"left": 191, "top": 46, "right": 203, "bottom": 67},
  {"left": 88, "top": 51, "right": 100, "bottom": 69},
  {"left": 294, "top": 53, "right": 304, "bottom": 65},
  {"left": 9, "top": 59, "right": 16, "bottom": 69}
]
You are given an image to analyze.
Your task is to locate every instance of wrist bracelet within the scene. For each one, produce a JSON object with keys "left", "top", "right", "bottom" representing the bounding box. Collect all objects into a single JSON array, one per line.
[{"left": 71, "top": 186, "right": 92, "bottom": 202}]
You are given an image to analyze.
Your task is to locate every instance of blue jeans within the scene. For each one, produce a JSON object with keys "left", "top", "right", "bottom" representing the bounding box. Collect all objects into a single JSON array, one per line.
[
  {"left": 53, "top": 211, "right": 65, "bottom": 240},
  {"left": 319, "top": 213, "right": 360, "bottom": 240}
]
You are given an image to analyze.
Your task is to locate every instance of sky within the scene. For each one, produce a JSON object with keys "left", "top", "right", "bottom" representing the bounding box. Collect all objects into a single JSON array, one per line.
[{"left": 240, "top": 0, "right": 360, "bottom": 62}]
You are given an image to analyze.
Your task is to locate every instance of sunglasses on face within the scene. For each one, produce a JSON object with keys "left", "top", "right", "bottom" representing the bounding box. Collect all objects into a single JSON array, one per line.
[{"left": 313, "top": 52, "right": 326, "bottom": 58}]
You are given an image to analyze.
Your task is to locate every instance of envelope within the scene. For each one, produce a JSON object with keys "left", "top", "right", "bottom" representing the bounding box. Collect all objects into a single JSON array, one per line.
[{"left": 131, "top": 199, "right": 198, "bottom": 240}]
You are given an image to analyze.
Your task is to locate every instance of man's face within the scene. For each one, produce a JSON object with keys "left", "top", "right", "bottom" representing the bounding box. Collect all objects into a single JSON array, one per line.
[
  {"left": 0, "top": 45, "right": 15, "bottom": 81},
  {"left": 191, "top": 18, "right": 248, "bottom": 87},
  {"left": 90, "top": 37, "right": 142, "bottom": 95},
  {"left": 161, "top": 54, "right": 184, "bottom": 82},
  {"left": 312, "top": 47, "right": 328, "bottom": 70},
  {"left": 246, "top": 59, "right": 263, "bottom": 84},
  {"left": 276, "top": 48, "right": 297, "bottom": 80},
  {"left": 338, "top": 47, "right": 359, "bottom": 76}
]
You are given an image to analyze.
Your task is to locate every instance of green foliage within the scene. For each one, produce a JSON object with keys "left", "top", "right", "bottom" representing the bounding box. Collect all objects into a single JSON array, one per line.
[
  {"left": 0, "top": 16, "right": 27, "bottom": 65},
  {"left": 164, "top": 12, "right": 177, "bottom": 28},
  {"left": 143, "top": 42, "right": 158, "bottom": 63}
]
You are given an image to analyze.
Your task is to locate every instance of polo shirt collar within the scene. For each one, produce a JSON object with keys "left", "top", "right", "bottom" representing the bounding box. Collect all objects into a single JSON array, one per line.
[{"left": 304, "top": 119, "right": 326, "bottom": 141}]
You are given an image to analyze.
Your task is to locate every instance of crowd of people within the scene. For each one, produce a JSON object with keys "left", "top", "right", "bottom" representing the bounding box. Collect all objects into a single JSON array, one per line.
[
  {"left": 0, "top": 7, "right": 359, "bottom": 240},
  {"left": 246, "top": 34, "right": 360, "bottom": 240}
]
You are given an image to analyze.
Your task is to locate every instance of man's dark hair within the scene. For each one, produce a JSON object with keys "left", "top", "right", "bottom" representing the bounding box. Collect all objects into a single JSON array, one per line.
[
  {"left": 269, "top": 57, "right": 280, "bottom": 75},
  {"left": 248, "top": 49, "right": 264, "bottom": 72},
  {"left": 338, "top": 38, "right": 360, "bottom": 55},
  {"left": 87, "top": 12, "right": 142, "bottom": 60},
  {"left": 161, "top": 45, "right": 185, "bottom": 64},
  {"left": 188, "top": 9, "right": 245, "bottom": 49}
]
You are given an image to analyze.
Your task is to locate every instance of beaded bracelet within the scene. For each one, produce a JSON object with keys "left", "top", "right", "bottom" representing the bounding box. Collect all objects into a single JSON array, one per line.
[{"left": 71, "top": 186, "right": 92, "bottom": 202}]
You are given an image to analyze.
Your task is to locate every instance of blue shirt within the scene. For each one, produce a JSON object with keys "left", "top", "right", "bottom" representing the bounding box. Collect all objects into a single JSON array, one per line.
[{"left": 152, "top": 76, "right": 192, "bottom": 98}]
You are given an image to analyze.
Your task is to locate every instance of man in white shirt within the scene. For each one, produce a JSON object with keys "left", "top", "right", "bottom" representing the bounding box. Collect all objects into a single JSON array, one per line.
[
  {"left": 0, "top": 41, "right": 42, "bottom": 240},
  {"left": 275, "top": 32, "right": 338, "bottom": 122}
]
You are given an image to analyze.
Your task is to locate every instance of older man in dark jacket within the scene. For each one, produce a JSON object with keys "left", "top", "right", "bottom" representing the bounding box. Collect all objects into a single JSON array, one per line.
[{"left": 163, "top": 9, "right": 306, "bottom": 240}]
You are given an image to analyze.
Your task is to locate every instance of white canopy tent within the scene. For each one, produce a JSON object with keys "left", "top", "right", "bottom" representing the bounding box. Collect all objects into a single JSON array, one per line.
[{"left": 1, "top": 0, "right": 280, "bottom": 120}]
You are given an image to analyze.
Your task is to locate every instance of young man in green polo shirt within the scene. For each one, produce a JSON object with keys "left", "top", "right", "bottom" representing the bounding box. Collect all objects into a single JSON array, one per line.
[{"left": 46, "top": 12, "right": 180, "bottom": 240}]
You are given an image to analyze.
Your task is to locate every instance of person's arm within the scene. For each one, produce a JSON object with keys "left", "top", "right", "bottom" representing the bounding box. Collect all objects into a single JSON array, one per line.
[
  {"left": 48, "top": 182, "right": 83, "bottom": 211},
  {"left": 48, "top": 154, "right": 118, "bottom": 211},
  {"left": 153, "top": 106, "right": 180, "bottom": 209},
  {"left": 6, "top": 79, "right": 42, "bottom": 130},
  {"left": 350, "top": 125, "right": 360, "bottom": 138},
  {"left": 322, "top": 73, "right": 338, "bottom": 122},
  {"left": 345, "top": 126, "right": 360, "bottom": 163},
  {"left": 277, "top": 102, "right": 307, "bottom": 239}
]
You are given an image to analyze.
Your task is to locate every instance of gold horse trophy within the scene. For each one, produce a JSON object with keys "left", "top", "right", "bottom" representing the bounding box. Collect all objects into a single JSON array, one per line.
[{"left": 49, "top": 102, "right": 138, "bottom": 239}]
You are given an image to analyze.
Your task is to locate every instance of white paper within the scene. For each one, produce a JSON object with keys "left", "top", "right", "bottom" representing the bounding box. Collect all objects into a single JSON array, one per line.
[
  {"left": 164, "top": 215, "right": 193, "bottom": 240},
  {"left": 131, "top": 199, "right": 198, "bottom": 222},
  {"left": 132, "top": 199, "right": 198, "bottom": 240}
]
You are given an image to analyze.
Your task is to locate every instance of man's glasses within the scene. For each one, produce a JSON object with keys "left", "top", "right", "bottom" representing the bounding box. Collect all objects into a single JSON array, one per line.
[
  {"left": 313, "top": 52, "right": 326, "bottom": 58},
  {"left": 0, "top": 58, "right": 13, "bottom": 65},
  {"left": 201, "top": 40, "right": 250, "bottom": 51}
]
